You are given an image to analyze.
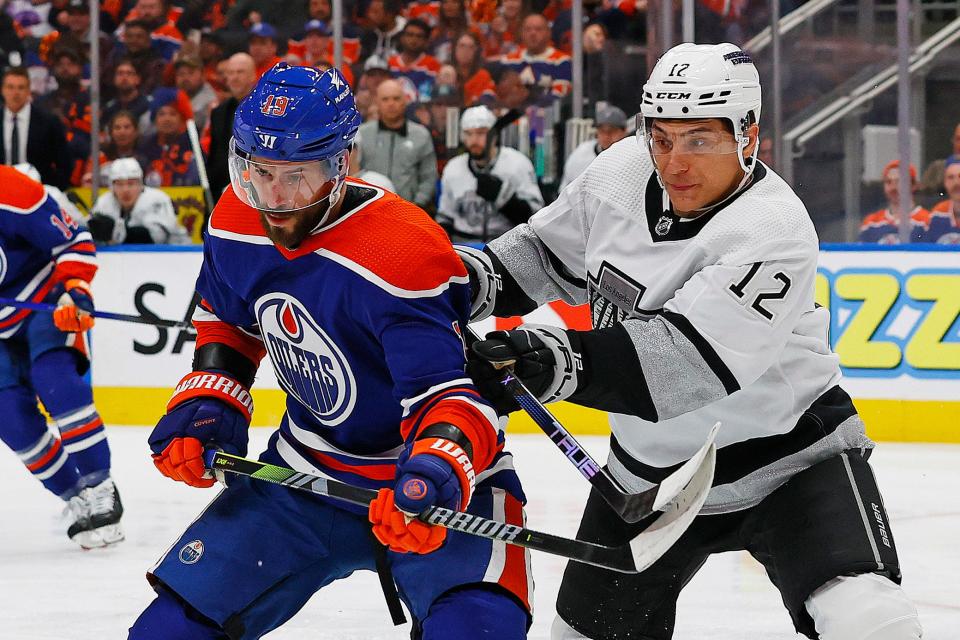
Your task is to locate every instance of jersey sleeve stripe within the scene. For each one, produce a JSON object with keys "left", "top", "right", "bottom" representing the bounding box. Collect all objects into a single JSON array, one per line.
[
  {"left": 315, "top": 248, "right": 469, "bottom": 299},
  {"left": 399, "top": 377, "right": 475, "bottom": 417},
  {"left": 659, "top": 310, "right": 741, "bottom": 394}
]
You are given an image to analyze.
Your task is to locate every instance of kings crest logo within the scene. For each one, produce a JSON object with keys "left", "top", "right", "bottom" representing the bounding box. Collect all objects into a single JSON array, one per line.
[
  {"left": 655, "top": 215, "right": 674, "bottom": 236},
  {"left": 257, "top": 293, "right": 357, "bottom": 426}
]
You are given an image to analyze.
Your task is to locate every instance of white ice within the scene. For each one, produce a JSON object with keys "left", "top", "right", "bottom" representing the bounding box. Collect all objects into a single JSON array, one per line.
[{"left": 2, "top": 428, "right": 958, "bottom": 639}]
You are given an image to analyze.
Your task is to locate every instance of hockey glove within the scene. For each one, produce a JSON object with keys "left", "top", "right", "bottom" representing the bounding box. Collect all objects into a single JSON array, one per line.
[
  {"left": 369, "top": 427, "right": 476, "bottom": 554},
  {"left": 52, "top": 279, "right": 95, "bottom": 332},
  {"left": 468, "top": 325, "right": 584, "bottom": 414},
  {"left": 475, "top": 172, "right": 504, "bottom": 203},
  {"left": 87, "top": 214, "right": 116, "bottom": 244},
  {"left": 149, "top": 371, "right": 253, "bottom": 488}
]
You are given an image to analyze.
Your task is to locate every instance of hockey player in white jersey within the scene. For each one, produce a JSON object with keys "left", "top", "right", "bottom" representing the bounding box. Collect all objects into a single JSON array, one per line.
[
  {"left": 88, "top": 159, "right": 189, "bottom": 245},
  {"left": 437, "top": 106, "right": 544, "bottom": 243},
  {"left": 461, "top": 43, "right": 922, "bottom": 640}
]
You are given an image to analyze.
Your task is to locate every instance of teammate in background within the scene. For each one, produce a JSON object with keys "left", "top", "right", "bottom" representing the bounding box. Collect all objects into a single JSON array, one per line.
[
  {"left": 129, "top": 64, "right": 530, "bottom": 640},
  {"left": 437, "top": 105, "right": 543, "bottom": 243},
  {"left": 461, "top": 44, "right": 922, "bottom": 640},
  {"left": 858, "top": 160, "right": 933, "bottom": 244},
  {"left": 88, "top": 159, "right": 189, "bottom": 245},
  {"left": 0, "top": 165, "right": 123, "bottom": 549},
  {"left": 559, "top": 104, "right": 628, "bottom": 190}
]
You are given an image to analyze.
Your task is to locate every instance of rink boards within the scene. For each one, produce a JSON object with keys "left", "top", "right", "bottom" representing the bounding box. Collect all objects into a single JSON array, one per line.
[{"left": 87, "top": 245, "right": 960, "bottom": 442}]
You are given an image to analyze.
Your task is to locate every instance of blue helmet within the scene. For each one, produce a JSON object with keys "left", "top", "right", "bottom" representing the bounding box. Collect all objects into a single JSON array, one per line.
[{"left": 229, "top": 63, "right": 361, "bottom": 214}]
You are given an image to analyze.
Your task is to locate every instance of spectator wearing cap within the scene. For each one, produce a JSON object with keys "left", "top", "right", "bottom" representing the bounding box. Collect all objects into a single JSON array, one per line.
[
  {"left": 286, "top": 20, "right": 355, "bottom": 86},
  {"left": 559, "top": 104, "right": 628, "bottom": 189},
  {"left": 859, "top": 160, "right": 932, "bottom": 244},
  {"left": 88, "top": 157, "right": 189, "bottom": 245},
  {"left": 137, "top": 88, "right": 199, "bottom": 187},
  {"left": 498, "top": 14, "right": 571, "bottom": 106},
  {"left": 437, "top": 105, "right": 543, "bottom": 243},
  {"left": 357, "top": 78, "right": 437, "bottom": 209},
  {"left": 452, "top": 32, "right": 496, "bottom": 107},
  {"left": 303, "top": 0, "right": 362, "bottom": 64},
  {"left": 207, "top": 53, "right": 258, "bottom": 198},
  {"left": 1, "top": 67, "right": 71, "bottom": 188},
  {"left": 928, "top": 157, "right": 960, "bottom": 243},
  {"left": 102, "top": 59, "right": 152, "bottom": 128},
  {"left": 37, "top": 48, "right": 93, "bottom": 184},
  {"left": 174, "top": 54, "right": 216, "bottom": 132},
  {"left": 248, "top": 23, "right": 284, "bottom": 77},
  {"left": 117, "top": 0, "right": 184, "bottom": 62},
  {"left": 920, "top": 122, "right": 960, "bottom": 198},
  {"left": 106, "top": 19, "right": 167, "bottom": 94},
  {"left": 224, "top": 0, "right": 310, "bottom": 43},
  {"left": 388, "top": 19, "right": 442, "bottom": 102},
  {"left": 361, "top": 0, "right": 407, "bottom": 63},
  {"left": 43, "top": 0, "right": 113, "bottom": 71}
]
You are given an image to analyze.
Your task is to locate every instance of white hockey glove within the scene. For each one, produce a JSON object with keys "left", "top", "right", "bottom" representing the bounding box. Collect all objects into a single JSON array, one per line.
[{"left": 454, "top": 245, "right": 501, "bottom": 322}]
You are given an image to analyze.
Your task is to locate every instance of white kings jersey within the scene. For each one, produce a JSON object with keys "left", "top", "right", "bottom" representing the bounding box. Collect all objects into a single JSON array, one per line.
[
  {"left": 438, "top": 147, "right": 544, "bottom": 243},
  {"left": 486, "top": 136, "right": 872, "bottom": 514},
  {"left": 91, "top": 186, "right": 190, "bottom": 245}
]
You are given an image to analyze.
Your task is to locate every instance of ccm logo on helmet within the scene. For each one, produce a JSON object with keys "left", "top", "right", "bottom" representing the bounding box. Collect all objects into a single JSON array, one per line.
[
  {"left": 656, "top": 92, "right": 692, "bottom": 99},
  {"left": 261, "top": 95, "right": 290, "bottom": 117}
]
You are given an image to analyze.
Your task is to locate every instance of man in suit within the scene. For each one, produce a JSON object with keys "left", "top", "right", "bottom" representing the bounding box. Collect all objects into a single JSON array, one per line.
[
  {"left": 207, "top": 53, "right": 257, "bottom": 199},
  {"left": 2, "top": 67, "right": 72, "bottom": 189}
]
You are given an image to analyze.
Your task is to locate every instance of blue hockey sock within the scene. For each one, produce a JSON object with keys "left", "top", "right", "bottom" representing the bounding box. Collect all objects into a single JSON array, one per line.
[
  {"left": 420, "top": 586, "right": 529, "bottom": 640},
  {"left": 31, "top": 349, "right": 111, "bottom": 481},
  {"left": 129, "top": 587, "right": 227, "bottom": 640},
  {"left": 0, "top": 386, "right": 82, "bottom": 498}
]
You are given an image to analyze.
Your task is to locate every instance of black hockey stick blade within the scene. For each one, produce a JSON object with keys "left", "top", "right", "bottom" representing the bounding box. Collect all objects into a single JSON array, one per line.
[
  {"left": 467, "top": 324, "right": 718, "bottom": 523},
  {"left": 0, "top": 296, "right": 191, "bottom": 328},
  {"left": 205, "top": 448, "right": 714, "bottom": 574}
]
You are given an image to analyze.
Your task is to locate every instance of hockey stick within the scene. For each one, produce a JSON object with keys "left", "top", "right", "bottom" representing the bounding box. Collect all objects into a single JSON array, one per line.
[
  {"left": 0, "top": 297, "right": 191, "bottom": 329},
  {"left": 186, "top": 118, "right": 215, "bottom": 216},
  {"left": 205, "top": 440, "right": 715, "bottom": 574},
  {"left": 466, "top": 325, "right": 714, "bottom": 523}
]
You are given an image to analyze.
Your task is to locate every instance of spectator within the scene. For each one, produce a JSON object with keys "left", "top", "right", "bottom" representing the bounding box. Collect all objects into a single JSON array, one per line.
[
  {"left": 37, "top": 47, "right": 93, "bottom": 170},
  {"left": 920, "top": 122, "right": 960, "bottom": 198},
  {"left": 348, "top": 131, "right": 397, "bottom": 191},
  {"left": 88, "top": 158, "right": 189, "bottom": 245},
  {"left": 928, "top": 157, "right": 960, "bottom": 243},
  {"left": 225, "top": 0, "right": 310, "bottom": 43},
  {"left": 81, "top": 110, "right": 148, "bottom": 187},
  {"left": 360, "top": 0, "right": 407, "bottom": 62},
  {"left": 287, "top": 20, "right": 356, "bottom": 86},
  {"left": 494, "top": 69, "right": 531, "bottom": 110},
  {"left": 498, "top": 14, "right": 571, "bottom": 106},
  {"left": 292, "top": 0, "right": 362, "bottom": 65},
  {"left": 199, "top": 29, "right": 227, "bottom": 96},
  {"left": 388, "top": 19, "right": 442, "bottom": 102},
  {"left": 484, "top": 0, "right": 526, "bottom": 60},
  {"left": 102, "top": 60, "right": 152, "bottom": 135},
  {"left": 248, "top": 22, "right": 284, "bottom": 77},
  {"left": 453, "top": 32, "right": 496, "bottom": 106},
  {"left": 357, "top": 78, "right": 437, "bottom": 209},
  {"left": 859, "top": 160, "right": 931, "bottom": 244},
  {"left": 120, "top": 0, "right": 184, "bottom": 62},
  {"left": 174, "top": 54, "right": 216, "bottom": 132},
  {"left": 1, "top": 67, "right": 71, "bottom": 188},
  {"left": 138, "top": 88, "right": 199, "bottom": 187},
  {"left": 207, "top": 53, "right": 258, "bottom": 197},
  {"left": 107, "top": 20, "right": 167, "bottom": 94},
  {"left": 48, "top": 0, "right": 113, "bottom": 70},
  {"left": 437, "top": 105, "right": 543, "bottom": 242},
  {"left": 404, "top": 0, "right": 441, "bottom": 28},
  {"left": 559, "top": 104, "right": 628, "bottom": 189},
  {"left": 430, "top": 0, "right": 472, "bottom": 63},
  {"left": 354, "top": 66, "right": 394, "bottom": 120}
]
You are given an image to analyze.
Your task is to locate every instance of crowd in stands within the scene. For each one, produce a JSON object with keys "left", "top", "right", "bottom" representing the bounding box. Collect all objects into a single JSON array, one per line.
[{"left": 0, "top": 0, "right": 956, "bottom": 245}]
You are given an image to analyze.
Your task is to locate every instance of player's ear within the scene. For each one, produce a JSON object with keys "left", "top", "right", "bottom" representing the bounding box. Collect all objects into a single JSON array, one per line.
[{"left": 743, "top": 124, "right": 760, "bottom": 159}]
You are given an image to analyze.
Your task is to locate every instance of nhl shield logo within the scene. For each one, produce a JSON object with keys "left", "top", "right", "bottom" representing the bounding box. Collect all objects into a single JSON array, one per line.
[
  {"left": 256, "top": 293, "right": 357, "bottom": 426},
  {"left": 179, "top": 540, "right": 204, "bottom": 565},
  {"left": 655, "top": 215, "right": 674, "bottom": 236}
]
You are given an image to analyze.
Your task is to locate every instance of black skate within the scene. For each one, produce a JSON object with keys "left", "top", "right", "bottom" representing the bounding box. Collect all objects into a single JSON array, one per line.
[{"left": 68, "top": 478, "right": 125, "bottom": 549}]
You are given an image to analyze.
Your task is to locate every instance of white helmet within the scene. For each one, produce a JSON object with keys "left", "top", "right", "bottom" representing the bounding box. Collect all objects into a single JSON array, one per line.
[
  {"left": 460, "top": 106, "right": 496, "bottom": 134},
  {"left": 640, "top": 43, "right": 761, "bottom": 173},
  {"left": 108, "top": 158, "right": 144, "bottom": 183},
  {"left": 13, "top": 163, "right": 42, "bottom": 183}
]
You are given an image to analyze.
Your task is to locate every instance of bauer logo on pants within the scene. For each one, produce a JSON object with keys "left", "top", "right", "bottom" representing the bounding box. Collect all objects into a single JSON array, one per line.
[
  {"left": 256, "top": 293, "right": 357, "bottom": 427},
  {"left": 179, "top": 540, "right": 204, "bottom": 564}
]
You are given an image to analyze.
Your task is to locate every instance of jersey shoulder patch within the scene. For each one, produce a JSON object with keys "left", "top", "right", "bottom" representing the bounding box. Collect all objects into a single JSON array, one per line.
[{"left": 0, "top": 166, "right": 49, "bottom": 214}]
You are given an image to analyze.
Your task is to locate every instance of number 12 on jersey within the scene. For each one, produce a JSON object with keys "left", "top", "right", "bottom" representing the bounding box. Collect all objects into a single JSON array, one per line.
[{"left": 728, "top": 261, "right": 792, "bottom": 321}]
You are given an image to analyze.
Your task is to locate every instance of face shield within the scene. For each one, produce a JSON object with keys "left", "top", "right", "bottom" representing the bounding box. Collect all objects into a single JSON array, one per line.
[{"left": 228, "top": 138, "right": 349, "bottom": 214}]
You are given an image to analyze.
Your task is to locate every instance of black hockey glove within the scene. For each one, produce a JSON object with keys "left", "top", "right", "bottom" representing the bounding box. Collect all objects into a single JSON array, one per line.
[
  {"left": 475, "top": 172, "right": 503, "bottom": 203},
  {"left": 87, "top": 214, "right": 116, "bottom": 243},
  {"left": 467, "top": 325, "right": 584, "bottom": 414}
]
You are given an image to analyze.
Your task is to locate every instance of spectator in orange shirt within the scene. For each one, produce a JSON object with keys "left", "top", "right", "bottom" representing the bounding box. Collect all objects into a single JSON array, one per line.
[
  {"left": 304, "top": 0, "right": 362, "bottom": 64},
  {"left": 137, "top": 88, "right": 199, "bottom": 187},
  {"left": 80, "top": 110, "right": 149, "bottom": 187},
  {"left": 858, "top": 160, "right": 931, "bottom": 244},
  {"left": 453, "top": 32, "right": 496, "bottom": 107},
  {"left": 484, "top": 0, "right": 526, "bottom": 61},
  {"left": 248, "top": 23, "right": 284, "bottom": 77},
  {"left": 121, "top": 0, "right": 184, "bottom": 62}
]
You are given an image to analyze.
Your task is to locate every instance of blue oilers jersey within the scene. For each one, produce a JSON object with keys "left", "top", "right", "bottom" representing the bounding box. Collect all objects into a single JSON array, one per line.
[
  {"left": 195, "top": 179, "right": 505, "bottom": 493},
  {"left": 0, "top": 166, "right": 97, "bottom": 338}
]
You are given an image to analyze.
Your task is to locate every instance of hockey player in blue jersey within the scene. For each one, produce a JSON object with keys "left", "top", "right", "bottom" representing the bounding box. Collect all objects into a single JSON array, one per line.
[
  {"left": 129, "top": 63, "right": 531, "bottom": 639},
  {"left": 0, "top": 165, "right": 124, "bottom": 548}
]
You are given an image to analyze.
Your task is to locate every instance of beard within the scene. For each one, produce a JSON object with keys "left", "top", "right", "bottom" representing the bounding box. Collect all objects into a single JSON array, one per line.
[{"left": 258, "top": 199, "right": 330, "bottom": 250}]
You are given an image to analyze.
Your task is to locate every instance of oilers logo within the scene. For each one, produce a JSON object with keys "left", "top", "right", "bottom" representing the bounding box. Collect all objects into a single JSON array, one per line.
[{"left": 257, "top": 293, "right": 357, "bottom": 426}]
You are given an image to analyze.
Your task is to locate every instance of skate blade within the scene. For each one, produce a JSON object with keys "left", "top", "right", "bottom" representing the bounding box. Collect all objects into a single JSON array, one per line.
[{"left": 71, "top": 523, "right": 125, "bottom": 549}]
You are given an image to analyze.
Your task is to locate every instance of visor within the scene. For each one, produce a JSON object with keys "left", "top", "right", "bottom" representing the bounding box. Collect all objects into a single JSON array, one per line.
[
  {"left": 228, "top": 138, "right": 348, "bottom": 213},
  {"left": 643, "top": 128, "right": 741, "bottom": 156}
]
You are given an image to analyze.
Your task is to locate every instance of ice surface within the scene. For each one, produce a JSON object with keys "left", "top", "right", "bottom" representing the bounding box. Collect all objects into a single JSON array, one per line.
[{"left": 2, "top": 428, "right": 957, "bottom": 639}]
